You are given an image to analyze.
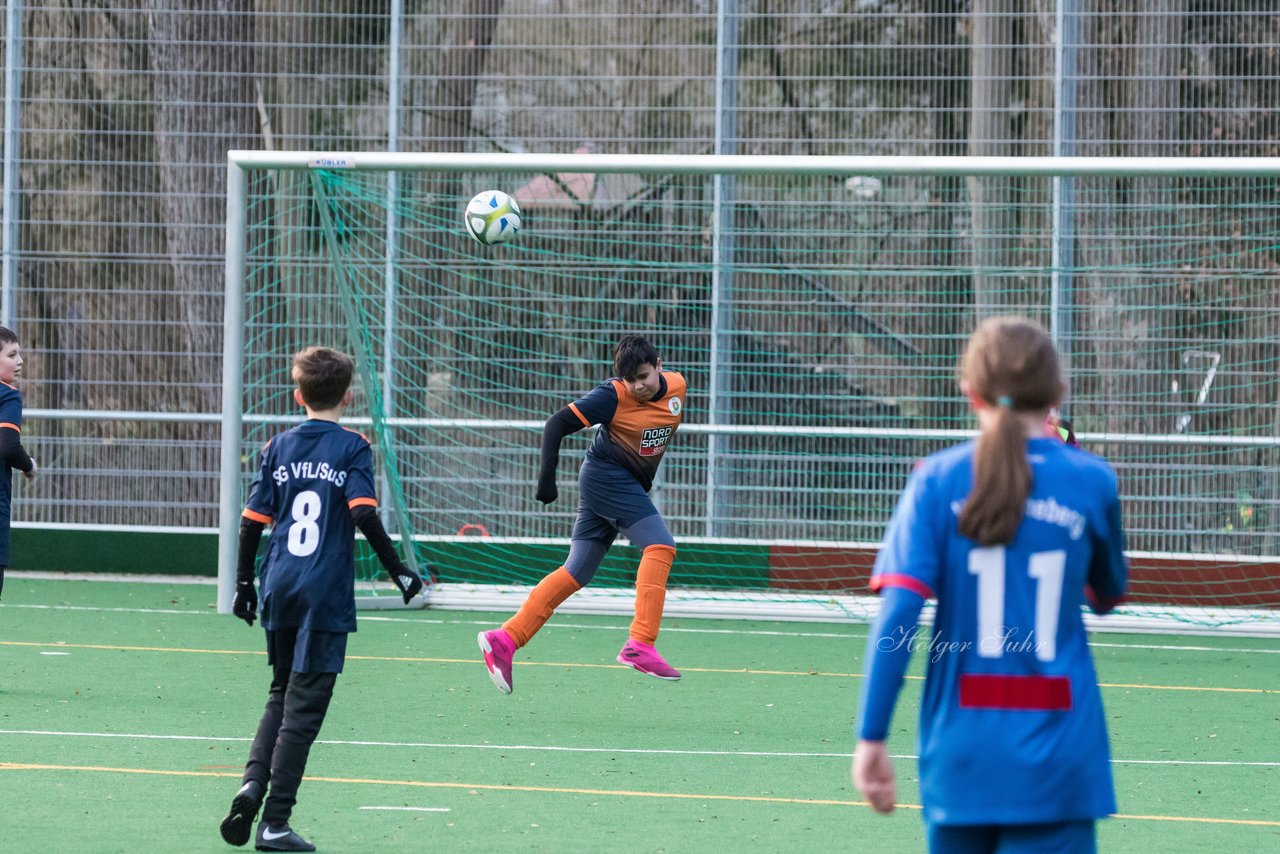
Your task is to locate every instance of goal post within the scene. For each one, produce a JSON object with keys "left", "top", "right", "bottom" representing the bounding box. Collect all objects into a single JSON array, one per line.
[{"left": 221, "top": 151, "right": 1280, "bottom": 635}]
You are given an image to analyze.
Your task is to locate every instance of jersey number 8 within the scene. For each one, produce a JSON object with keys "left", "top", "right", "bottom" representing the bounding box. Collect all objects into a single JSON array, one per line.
[{"left": 286, "top": 490, "right": 323, "bottom": 557}]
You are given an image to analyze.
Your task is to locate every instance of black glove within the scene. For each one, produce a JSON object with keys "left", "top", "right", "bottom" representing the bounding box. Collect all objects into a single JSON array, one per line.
[
  {"left": 536, "top": 407, "right": 580, "bottom": 505},
  {"left": 390, "top": 563, "right": 424, "bottom": 604},
  {"left": 232, "top": 581, "right": 258, "bottom": 626}
]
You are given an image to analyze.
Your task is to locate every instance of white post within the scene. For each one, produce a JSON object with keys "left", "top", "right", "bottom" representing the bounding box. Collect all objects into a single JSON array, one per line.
[
  {"left": 707, "top": 0, "right": 739, "bottom": 537},
  {"left": 1050, "top": 0, "right": 1078, "bottom": 388},
  {"left": 2, "top": 0, "right": 24, "bottom": 327},
  {"left": 223, "top": 151, "right": 1280, "bottom": 179},
  {"left": 217, "top": 160, "right": 249, "bottom": 613},
  {"left": 382, "top": 0, "right": 404, "bottom": 533}
]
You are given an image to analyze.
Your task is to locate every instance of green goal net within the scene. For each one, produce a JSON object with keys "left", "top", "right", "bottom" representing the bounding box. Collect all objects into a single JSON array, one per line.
[{"left": 222, "top": 153, "right": 1280, "bottom": 634}]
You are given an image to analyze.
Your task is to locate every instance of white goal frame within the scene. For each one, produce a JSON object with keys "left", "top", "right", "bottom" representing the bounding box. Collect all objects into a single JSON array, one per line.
[{"left": 222, "top": 151, "right": 1280, "bottom": 636}]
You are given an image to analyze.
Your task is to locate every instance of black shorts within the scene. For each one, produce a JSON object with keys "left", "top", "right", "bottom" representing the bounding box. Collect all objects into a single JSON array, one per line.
[{"left": 266, "top": 626, "right": 348, "bottom": 674}]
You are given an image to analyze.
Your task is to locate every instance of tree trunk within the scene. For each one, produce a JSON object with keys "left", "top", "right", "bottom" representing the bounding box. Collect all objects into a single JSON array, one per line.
[
  {"left": 415, "top": 0, "right": 506, "bottom": 411},
  {"left": 427, "top": 0, "right": 505, "bottom": 153},
  {"left": 146, "top": 1, "right": 255, "bottom": 416},
  {"left": 1125, "top": 0, "right": 1186, "bottom": 159},
  {"left": 1077, "top": 0, "right": 1187, "bottom": 434}
]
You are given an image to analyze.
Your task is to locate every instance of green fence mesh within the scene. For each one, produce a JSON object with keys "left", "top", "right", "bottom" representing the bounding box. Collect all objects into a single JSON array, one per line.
[{"left": 235, "top": 160, "right": 1280, "bottom": 626}]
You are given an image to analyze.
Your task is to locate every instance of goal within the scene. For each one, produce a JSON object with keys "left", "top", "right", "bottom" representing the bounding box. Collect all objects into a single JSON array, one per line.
[{"left": 220, "top": 151, "right": 1280, "bottom": 635}]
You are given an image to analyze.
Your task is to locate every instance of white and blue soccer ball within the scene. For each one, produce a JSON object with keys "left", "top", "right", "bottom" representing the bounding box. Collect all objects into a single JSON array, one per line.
[{"left": 464, "top": 190, "right": 522, "bottom": 245}]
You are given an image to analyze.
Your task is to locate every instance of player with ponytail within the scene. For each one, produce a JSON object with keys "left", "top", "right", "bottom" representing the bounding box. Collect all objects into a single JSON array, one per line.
[
  {"left": 853, "top": 316, "right": 1129, "bottom": 854},
  {"left": 957, "top": 316, "right": 1065, "bottom": 546}
]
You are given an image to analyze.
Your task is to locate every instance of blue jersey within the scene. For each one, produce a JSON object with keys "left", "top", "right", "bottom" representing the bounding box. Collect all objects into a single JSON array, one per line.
[
  {"left": 868, "top": 437, "right": 1128, "bottom": 825},
  {"left": 242, "top": 420, "right": 378, "bottom": 633},
  {"left": 0, "top": 382, "right": 23, "bottom": 564}
]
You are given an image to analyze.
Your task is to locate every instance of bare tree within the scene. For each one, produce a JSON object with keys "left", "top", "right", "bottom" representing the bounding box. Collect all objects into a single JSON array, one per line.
[
  {"left": 146, "top": 1, "right": 256, "bottom": 416},
  {"left": 425, "top": 0, "right": 506, "bottom": 153},
  {"left": 1077, "top": 0, "right": 1188, "bottom": 433},
  {"left": 406, "top": 1, "right": 506, "bottom": 414}
]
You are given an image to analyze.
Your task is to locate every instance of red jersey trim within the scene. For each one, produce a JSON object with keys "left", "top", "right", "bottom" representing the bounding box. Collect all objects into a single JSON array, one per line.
[
  {"left": 0, "top": 421, "right": 18, "bottom": 432},
  {"left": 348, "top": 496, "right": 378, "bottom": 509},
  {"left": 869, "top": 573, "right": 934, "bottom": 599},
  {"left": 1086, "top": 585, "right": 1126, "bottom": 615},
  {"left": 242, "top": 508, "right": 273, "bottom": 524},
  {"left": 959, "top": 674, "right": 1073, "bottom": 711},
  {"left": 568, "top": 402, "right": 591, "bottom": 428}
]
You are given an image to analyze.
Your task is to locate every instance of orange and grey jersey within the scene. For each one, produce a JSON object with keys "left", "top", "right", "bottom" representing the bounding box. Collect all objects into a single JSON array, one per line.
[{"left": 570, "top": 371, "right": 686, "bottom": 491}]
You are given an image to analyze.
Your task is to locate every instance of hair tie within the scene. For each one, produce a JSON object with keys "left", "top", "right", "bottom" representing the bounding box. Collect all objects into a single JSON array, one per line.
[{"left": 996, "top": 395, "right": 1013, "bottom": 408}]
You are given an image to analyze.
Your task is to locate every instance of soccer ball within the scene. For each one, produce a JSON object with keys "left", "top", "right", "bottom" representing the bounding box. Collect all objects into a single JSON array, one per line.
[{"left": 464, "top": 190, "right": 522, "bottom": 245}]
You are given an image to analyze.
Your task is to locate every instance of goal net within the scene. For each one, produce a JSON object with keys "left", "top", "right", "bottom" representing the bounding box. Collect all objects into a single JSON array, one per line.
[{"left": 221, "top": 152, "right": 1280, "bottom": 635}]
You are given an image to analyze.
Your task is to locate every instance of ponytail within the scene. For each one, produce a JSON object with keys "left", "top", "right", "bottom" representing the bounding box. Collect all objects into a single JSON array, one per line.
[
  {"left": 957, "top": 317, "right": 1063, "bottom": 546},
  {"left": 958, "top": 404, "right": 1032, "bottom": 546}
]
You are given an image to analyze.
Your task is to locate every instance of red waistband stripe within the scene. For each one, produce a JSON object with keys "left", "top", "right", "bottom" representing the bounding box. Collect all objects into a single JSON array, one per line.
[{"left": 959, "top": 673, "right": 1073, "bottom": 711}]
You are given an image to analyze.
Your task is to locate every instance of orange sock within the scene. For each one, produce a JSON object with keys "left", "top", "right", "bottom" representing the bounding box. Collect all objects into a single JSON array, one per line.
[
  {"left": 629, "top": 544, "right": 676, "bottom": 645},
  {"left": 502, "top": 567, "right": 581, "bottom": 648}
]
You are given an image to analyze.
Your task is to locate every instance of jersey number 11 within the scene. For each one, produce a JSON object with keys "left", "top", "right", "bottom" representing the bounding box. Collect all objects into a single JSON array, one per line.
[{"left": 968, "top": 547, "right": 1066, "bottom": 663}]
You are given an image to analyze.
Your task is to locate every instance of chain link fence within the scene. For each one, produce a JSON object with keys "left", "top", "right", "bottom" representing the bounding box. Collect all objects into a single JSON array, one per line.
[{"left": 2, "top": 2, "right": 1278, "bottom": 535}]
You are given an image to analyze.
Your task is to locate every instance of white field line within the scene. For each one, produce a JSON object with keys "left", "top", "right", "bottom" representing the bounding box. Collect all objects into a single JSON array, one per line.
[
  {"left": 9, "top": 571, "right": 1280, "bottom": 637},
  {"left": 4, "top": 604, "right": 222, "bottom": 616},
  {"left": 1089, "top": 640, "right": 1280, "bottom": 654},
  {"left": 0, "top": 602, "right": 863, "bottom": 639},
  {"left": 0, "top": 729, "right": 1275, "bottom": 768},
  {"left": 16, "top": 570, "right": 1280, "bottom": 636},
  {"left": 358, "top": 806, "right": 451, "bottom": 812},
  {"left": 7, "top": 571, "right": 217, "bottom": 584},
  {"left": 4, "top": 600, "right": 1279, "bottom": 654}
]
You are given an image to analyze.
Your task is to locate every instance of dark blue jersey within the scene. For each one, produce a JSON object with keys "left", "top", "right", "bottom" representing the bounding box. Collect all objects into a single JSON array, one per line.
[
  {"left": 242, "top": 420, "right": 378, "bottom": 633},
  {"left": 568, "top": 372, "right": 686, "bottom": 492},
  {"left": 0, "top": 382, "right": 23, "bottom": 565},
  {"left": 865, "top": 437, "right": 1128, "bottom": 825}
]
